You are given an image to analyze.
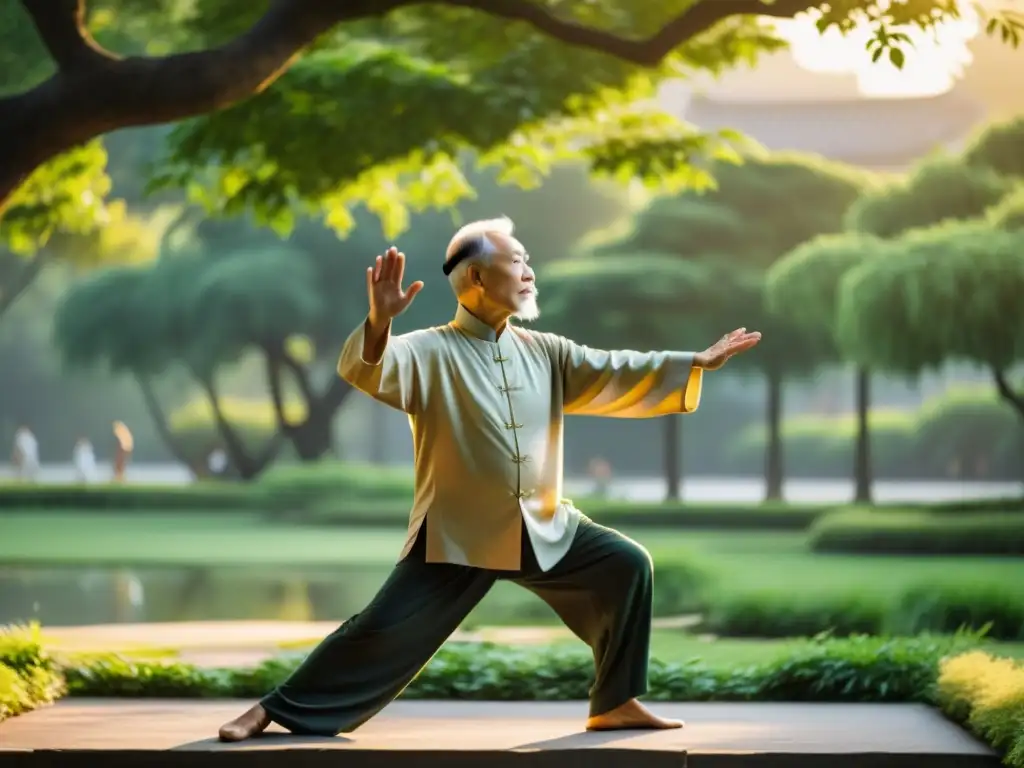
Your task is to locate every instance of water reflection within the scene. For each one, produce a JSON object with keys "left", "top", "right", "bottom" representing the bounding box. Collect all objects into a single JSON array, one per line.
[{"left": 0, "top": 566, "right": 391, "bottom": 626}]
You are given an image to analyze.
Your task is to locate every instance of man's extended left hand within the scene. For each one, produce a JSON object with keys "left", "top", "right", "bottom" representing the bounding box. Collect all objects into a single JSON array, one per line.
[{"left": 694, "top": 328, "right": 762, "bottom": 370}]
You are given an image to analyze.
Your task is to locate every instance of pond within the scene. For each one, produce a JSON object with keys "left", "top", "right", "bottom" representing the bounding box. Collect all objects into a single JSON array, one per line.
[{"left": 0, "top": 565, "right": 558, "bottom": 627}]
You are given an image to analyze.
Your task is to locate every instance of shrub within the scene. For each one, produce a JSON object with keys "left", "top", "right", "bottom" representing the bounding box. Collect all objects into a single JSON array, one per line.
[
  {"left": 300, "top": 492, "right": 830, "bottom": 530},
  {"left": 915, "top": 389, "right": 1023, "bottom": 480},
  {"left": 890, "top": 583, "right": 1024, "bottom": 641},
  {"left": 936, "top": 651, "right": 1024, "bottom": 768},
  {"left": 653, "top": 559, "right": 715, "bottom": 615},
  {"left": 696, "top": 582, "right": 1024, "bottom": 641},
  {"left": 726, "top": 387, "right": 1023, "bottom": 480},
  {"left": 808, "top": 507, "right": 1024, "bottom": 555},
  {"left": 701, "top": 591, "right": 888, "bottom": 638},
  {"left": 259, "top": 461, "right": 415, "bottom": 512},
  {"left": 63, "top": 634, "right": 973, "bottom": 703},
  {"left": 0, "top": 483, "right": 255, "bottom": 511},
  {"left": 0, "top": 624, "right": 66, "bottom": 722},
  {"left": 578, "top": 499, "right": 827, "bottom": 530},
  {"left": 726, "top": 411, "right": 919, "bottom": 479}
]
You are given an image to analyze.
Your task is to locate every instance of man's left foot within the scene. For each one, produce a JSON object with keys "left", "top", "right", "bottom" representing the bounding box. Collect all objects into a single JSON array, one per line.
[{"left": 586, "top": 698, "right": 684, "bottom": 731}]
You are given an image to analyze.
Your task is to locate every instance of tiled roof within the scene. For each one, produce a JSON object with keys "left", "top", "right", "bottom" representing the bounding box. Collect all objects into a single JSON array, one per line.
[{"left": 680, "top": 86, "right": 989, "bottom": 167}]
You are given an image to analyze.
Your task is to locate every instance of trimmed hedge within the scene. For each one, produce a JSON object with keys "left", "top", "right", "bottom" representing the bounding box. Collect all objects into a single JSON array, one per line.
[
  {"left": 258, "top": 462, "right": 415, "bottom": 506},
  {"left": 808, "top": 507, "right": 1024, "bottom": 555},
  {"left": 703, "top": 592, "right": 888, "bottom": 639},
  {"left": 727, "top": 387, "right": 1024, "bottom": 480},
  {"left": 62, "top": 633, "right": 972, "bottom": 703},
  {"left": 0, "top": 483, "right": 255, "bottom": 511},
  {"left": 260, "top": 463, "right": 831, "bottom": 530},
  {"left": 0, "top": 624, "right": 65, "bottom": 723},
  {"left": 701, "top": 584, "right": 1024, "bottom": 641},
  {"left": 937, "top": 651, "right": 1024, "bottom": 768},
  {"left": 300, "top": 496, "right": 831, "bottom": 530}
]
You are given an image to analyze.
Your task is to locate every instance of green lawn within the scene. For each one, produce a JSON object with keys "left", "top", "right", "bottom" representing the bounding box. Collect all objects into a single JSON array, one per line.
[
  {"left": 645, "top": 529, "right": 1024, "bottom": 597},
  {"left": 3, "top": 511, "right": 1022, "bottom": 597},
  {"left": 0, "top": 511, "right": 406, "bottom": 567}
]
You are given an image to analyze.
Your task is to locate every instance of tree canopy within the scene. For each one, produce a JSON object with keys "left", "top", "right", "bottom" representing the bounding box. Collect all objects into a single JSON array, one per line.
[
  {"left": 604, "top": 153, "right": 873, "bottom": 270},
  {"left": 3, "top": 0, "right": 1022, "bottom": 246},
  {"left": 835, "top": 221, "right": 1024, "bottom": 387},
  {"left": 765, "top": 231, "right": 889, "bottom": 340},
  {"left": 961, "top": 113, "right": 1024, "bottom": 180},
  {"left": 845, "top": 158, "right": 1016, "bottom": 238}
]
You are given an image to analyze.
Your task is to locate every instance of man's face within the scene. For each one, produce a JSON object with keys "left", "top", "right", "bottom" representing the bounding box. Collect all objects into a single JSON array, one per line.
[{"left": 476, "top": 232, "right": 539, "bottom": 321}]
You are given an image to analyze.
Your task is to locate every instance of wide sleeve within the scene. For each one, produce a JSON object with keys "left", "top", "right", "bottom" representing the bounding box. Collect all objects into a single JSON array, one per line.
[
  {"left": 336, "top": 317, "right": 422, "bottom": 413},
  {"left": 555, "top": 335, "right": 703, "bottom": 418}
]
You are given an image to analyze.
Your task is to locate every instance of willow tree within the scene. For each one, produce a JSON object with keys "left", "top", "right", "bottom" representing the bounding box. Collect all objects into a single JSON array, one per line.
[
  {"left": 837, "top": 222, "right": 1024, "bottom": 428},
  {"left": 765, "top": 232, "right": 889, "bottom": 503},
  {"left": 584, "top": 153, "right": 869, "bottom": 501},
  {"left": 54, "top": 252, "right": 289, "bottom": 478}
]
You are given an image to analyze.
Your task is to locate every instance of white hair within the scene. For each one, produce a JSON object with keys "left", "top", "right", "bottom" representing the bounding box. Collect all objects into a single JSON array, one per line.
[{"left": 445, "top": 216, "right": 515, "bottom": 296}]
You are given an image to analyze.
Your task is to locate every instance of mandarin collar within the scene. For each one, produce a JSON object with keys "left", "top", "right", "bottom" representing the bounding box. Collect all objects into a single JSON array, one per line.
[{"left": 451, "top": 304, "right": 511, "bottom": 344}]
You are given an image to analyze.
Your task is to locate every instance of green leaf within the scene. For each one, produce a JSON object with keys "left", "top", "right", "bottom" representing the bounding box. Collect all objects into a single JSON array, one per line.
[{"left": 889, "top": 47, "right": 905, "bottom": 69}]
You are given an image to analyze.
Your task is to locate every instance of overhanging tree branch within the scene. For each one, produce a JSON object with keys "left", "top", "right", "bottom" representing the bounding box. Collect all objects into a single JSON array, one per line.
[
  {"left": 0, "top": 0, "right": 399, "bottom": 210},
  {"left": 21, "top": 0, "right": 110, "bottom": 71},
  {"left": 456, "top": 0, "right": 822, "bottom": 66},
  {"left": 0, "top": 0, "right": 823, "bottom": 213}
]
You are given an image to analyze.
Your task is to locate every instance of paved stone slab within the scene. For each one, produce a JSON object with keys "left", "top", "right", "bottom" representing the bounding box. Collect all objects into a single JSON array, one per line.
[{"left": 0, "top": 699, "right": 999, "bottom": 768}]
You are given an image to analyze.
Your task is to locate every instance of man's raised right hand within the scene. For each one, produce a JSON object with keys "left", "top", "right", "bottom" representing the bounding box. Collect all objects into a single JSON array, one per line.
[{"left": 367, "top": 246, "right": 424, "bottom": 329}]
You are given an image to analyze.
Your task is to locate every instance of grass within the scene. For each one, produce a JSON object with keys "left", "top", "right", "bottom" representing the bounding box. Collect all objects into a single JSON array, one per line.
[
  {"left": 3, "top": 511, "right": 1023, "bottom": 597},
  {"left": 646, "top": 530, "right": 1024, "bottom": 599},
  {"left": 0, "top": 511, "right": 405, "bottom": 567}
]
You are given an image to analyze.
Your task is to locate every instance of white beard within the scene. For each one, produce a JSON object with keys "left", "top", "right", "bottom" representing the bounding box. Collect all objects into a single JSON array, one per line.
[{"left": 514, "top": 293, "right": 540, "bottom": 322}]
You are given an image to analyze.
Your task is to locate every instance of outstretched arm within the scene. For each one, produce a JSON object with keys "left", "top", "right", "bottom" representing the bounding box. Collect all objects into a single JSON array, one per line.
[{"left": 557, "top": 328, "right": 761, "bottom": 418}]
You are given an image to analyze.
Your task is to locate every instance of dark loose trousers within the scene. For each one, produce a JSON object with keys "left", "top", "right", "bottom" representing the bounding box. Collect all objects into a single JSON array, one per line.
[{"left": 260, "top": 515, "right": 654, "bottom": 736}]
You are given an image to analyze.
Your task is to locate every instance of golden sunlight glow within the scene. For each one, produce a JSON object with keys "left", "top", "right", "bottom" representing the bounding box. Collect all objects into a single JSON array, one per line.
[{"left": 776, "top": 8, "right": 980, "bottom": 98}]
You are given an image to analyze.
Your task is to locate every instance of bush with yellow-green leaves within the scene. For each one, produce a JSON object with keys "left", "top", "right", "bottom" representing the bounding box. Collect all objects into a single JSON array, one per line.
[
  {"left": 937, "top": 651, "right": 1024, "bottom": 768},
  {"left": 0, "top": 624, "right": 65, "bottom": 723}
]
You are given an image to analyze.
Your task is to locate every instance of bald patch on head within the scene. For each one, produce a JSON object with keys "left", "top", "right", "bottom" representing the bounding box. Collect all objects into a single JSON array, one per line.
[{"left": 444, "top": 216, "right": 517, "bottom": 295}]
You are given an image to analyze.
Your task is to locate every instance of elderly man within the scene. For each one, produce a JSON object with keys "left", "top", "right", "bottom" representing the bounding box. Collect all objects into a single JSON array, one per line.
[{"left": 219, "top": 216, "right": 760, "bottom": 742}]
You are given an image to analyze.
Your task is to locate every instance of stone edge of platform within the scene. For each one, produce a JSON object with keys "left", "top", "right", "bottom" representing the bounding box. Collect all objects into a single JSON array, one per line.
[{"left": 0, "top": 749, "right": 1005, "bottom": 768}]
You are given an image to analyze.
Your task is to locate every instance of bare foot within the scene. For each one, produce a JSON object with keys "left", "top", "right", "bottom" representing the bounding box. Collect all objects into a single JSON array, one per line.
[
  {"left": 586, "top": 698, "right": 684, "bottom": 731},
  {"left": 218, "top": 703, "right": 271, "bottom": 742}
]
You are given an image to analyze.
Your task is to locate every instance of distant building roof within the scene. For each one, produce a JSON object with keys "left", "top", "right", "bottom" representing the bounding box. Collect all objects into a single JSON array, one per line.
[{"left": 680, "top": 86, "right": 988, "bottom": 167}]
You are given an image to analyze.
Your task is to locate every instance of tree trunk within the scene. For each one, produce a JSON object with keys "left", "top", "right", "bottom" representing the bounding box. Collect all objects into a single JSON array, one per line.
[
  {"left": 663, "top": 415, "right": 682, "bottom": 501},
  {"left": 265, "top": 348, "right": 352, "bottom": 462},
  {"left": 993, "top": 368, "right": 1024, "bottom": 424},
  {"left": 764, "top": 370, "right": 784, "bottom": 502},
  {"left": 291, "top": 409, "right": 337, "bottom": 461},
  {"left": 198, "top": 373, "right": 283, "bottom": 480},
  {"left": 852, "top": 366, "right": 873, "bottom": 505},
  {"left": 0, "top": 252, "right": 47, "bottom": 321},
  {"left": 135, "top": 374, "right": 199, "bottom": 470}
]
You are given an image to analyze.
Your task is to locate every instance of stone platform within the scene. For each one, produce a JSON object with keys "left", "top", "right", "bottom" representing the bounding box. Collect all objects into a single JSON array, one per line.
[{"left": 0, "top": 699, "right": 999, "bottom": 768}]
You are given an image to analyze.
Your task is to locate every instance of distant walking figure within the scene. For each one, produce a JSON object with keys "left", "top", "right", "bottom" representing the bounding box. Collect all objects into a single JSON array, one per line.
[
  {"left": 112, "top": 421, "right": 133, "bottom": 482},
  {"left": 11, "top": 425, "right": 39, "bottom": 483}
]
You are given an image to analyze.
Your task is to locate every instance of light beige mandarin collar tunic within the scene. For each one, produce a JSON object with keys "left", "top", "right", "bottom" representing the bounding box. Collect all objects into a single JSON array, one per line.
[{"left": 337, "top": 304, "right": 704, "bottom": 572}]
